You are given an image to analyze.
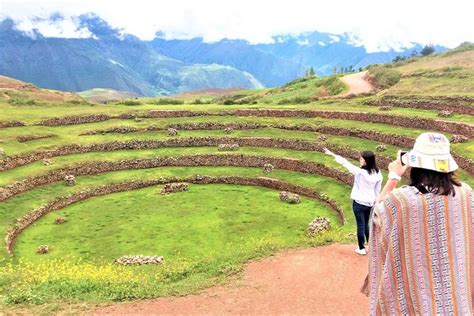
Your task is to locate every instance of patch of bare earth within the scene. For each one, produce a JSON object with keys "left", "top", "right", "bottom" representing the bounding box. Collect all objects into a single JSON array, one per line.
[
  {"left": 341, "top": 71, "right": 375, "bottom": 96},
  {"left": 0, "top": 75, "right": 82, "bottom": 102},
  {"left": 94, "top": 243, "right": 369, "bottom": 315}
]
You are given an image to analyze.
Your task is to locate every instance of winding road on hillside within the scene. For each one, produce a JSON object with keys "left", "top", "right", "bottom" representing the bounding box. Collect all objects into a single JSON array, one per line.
[
  {"left": 95, "top": 244, "right": 369, "bottom": 314},
  {"left": 341, "top": 71, "right": 375, "bottom": 95}
]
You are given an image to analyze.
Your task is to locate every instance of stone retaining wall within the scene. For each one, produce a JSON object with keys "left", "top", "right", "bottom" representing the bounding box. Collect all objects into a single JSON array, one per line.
[
  {"left": 229, "top": 109, "right": 474, "bottom": 137},
  {"left": 0, "top": 120, "right": 26, "bottom": 128},
  {"left": 0, "top": 154, "right": 353, "bottom": 202},
  {"left": 1, "top": 134, "right": 471, "bottom": 179},
  {"left": 0, "top": 137, "right": 378, "bottom": 171},
  {"left": 31, "top": 109, "right": 474, "bottom": 137},
  {"left": 17, "top": 134, "right": 56, "bottom": 143},
  {"left": 38, "top": 114, "right": 111, "bottom": 126},
  {"left": 367, "top": 95, "right": 474, "bottom": 116},
  {"left": 5, "top": 175, "right": 346, "bottom": 254}
]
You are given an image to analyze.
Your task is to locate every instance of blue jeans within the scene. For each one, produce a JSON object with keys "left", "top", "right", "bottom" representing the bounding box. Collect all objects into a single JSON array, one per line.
[{"left": 352, "top": 200, "right": 372, "bottom": 250}]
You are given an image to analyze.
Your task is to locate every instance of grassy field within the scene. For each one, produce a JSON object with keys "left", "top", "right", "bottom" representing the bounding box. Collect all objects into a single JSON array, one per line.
[
  {"left": 0, "top": 48, "right": 473, "bottom": 312},
  {"left": 367, "top": 45, "right": 474, "bottom": 95}
]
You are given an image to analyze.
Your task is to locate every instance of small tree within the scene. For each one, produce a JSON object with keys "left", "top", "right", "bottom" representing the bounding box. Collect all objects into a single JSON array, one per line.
[
  {"left": 393, "top": 55, "right": 407, "bottom": 63},
  {"left": 332, "top": 66, "right": 337, "bottom": 75},
  {"left": 410, "top": 49, "right": 418, "bottom": 57},
  {"left": 309, "top": 67, "right": 316, "bottom": 77},
  {"left": 359, "top": 67, "right": 363, "bottom": 72},
  {"left": 348, "top": 65, "right": 354, "bottom": 72},
  {"left": 420, "top": 45, "right": 435, "bottom": 56},
  {"left": 339, "top": 66, "right": 344, "bottom": 74}
]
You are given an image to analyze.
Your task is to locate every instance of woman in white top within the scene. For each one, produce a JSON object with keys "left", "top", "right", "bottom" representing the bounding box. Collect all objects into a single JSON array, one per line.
[{"left": 324, "top": 149, "right": 383, "bottom": 255}]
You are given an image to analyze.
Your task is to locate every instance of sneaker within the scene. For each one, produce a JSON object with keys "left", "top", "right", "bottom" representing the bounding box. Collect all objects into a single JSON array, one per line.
[{"left": 355, "top": 248, "right": 367, "bottom": 255}]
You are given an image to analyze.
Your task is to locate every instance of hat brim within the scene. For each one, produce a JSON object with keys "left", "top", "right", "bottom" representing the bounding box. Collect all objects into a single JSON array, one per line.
[{"left": 402, "top": 149, "right": 458, "bottom": 173}]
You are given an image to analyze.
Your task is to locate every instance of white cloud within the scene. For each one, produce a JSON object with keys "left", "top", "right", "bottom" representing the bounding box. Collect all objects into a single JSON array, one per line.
[
  {"left": 329, "top": 35, "right": 340, "bottom": 43},
  {"left": 1, "top": 0, "right": 474, "bottom": 52},
  {"left": 14, "top": 15, "right": 93, "bottom": 38}
]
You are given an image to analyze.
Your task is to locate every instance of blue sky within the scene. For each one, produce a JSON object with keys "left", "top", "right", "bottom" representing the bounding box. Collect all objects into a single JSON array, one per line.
[{"left": 1, "top": 0, "right": 473, "bottom": 52}]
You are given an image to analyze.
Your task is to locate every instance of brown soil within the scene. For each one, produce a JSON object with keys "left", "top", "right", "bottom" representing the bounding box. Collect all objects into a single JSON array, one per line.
[
  {"left": 341, "top": 71, "right": 375, "bottom": 95},
  {"left": 94, "top": 244, "right": 369, "bottom": 315},
  {"left": 0, "top": 75, "right": 82, "bottom": 102}
]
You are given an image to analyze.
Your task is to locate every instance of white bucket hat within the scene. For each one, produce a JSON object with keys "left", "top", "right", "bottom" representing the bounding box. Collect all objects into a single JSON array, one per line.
[{"left": 401, "top": 132, "right": 458, "bottom": 173}]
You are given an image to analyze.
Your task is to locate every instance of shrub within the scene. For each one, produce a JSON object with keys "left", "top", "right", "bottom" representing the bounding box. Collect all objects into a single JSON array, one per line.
[
  {"left": 277, "top": 97, "right": 310, "bottom": 105},
  {"left": 8, "top": 97, "right": 37, "bottom": 106},
  {"left": 67, "top": 100, "right": 83, "bottom": 105},
  {"left": 118, "top": 99, "right": 142, "bottom": 106},
  {"left": 223, "top": 99, "right": 235, "bottom": 105},
  {"left": 369, "top": 67, "right": 401, "bottom": 89},
  {"left": 420, "top": 44, "right": 435, "bottom": 56},
  {"left": 149, "top": 98, "right": 184, "bottom": 105},
  {"left": 190, "top": 99, "right": 211, "bottom": 105},
  {"left": 443, "top": 42, "right": 474, "bottom": 56}
]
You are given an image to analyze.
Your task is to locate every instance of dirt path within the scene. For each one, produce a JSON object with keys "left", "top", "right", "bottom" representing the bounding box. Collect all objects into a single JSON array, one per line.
[
  {"left": 341, "top": 71, "right": 375, "bottom": 95},
  {"left": 95, "top": 244, "right": 369, "bottom": 315}
]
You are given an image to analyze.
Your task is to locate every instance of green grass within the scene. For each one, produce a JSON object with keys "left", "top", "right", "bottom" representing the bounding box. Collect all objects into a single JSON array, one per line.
[
  {"left": 15, "top": 184, "right": 339, "bottom": 262},
  {"left": 0, "top": 167, "right": 352, "bottom": 309},
  {"left": 0, "top": 64, "right": 473, "bottom": 312}
]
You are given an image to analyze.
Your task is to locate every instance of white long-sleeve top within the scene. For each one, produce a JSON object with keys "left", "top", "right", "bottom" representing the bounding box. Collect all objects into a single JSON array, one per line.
[{"left": 334, "top": 155, "right": 383, "bottom": 206}]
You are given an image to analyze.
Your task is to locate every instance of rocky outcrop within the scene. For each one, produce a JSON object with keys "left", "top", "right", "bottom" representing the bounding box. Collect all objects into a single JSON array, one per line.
[
  {"left": 279, "top": 191, "right": 300, "bottom": 204},
  {"left": 161, "top": 182, "right": 189, "bottom": 194},
  {"left": 376, "top": 144, "right": 387, "bottom": 152},
  {"left": 54, "top": 217, "right": 66, "bottom": 224},
  {"left": 263, "top": 164, "right": 274, "bottom": 173},
  {"left": 438, "top": 111, "right": 454, "bottom": 118},
  {"left": 451, "top": 134, "right": 469, "bottom": 143},
  {"left": 307, "top": 217, "right": 331, "bottom": 236},
  {"left": 167, "top": 128, "right": 178, "bottom": 136},
  {"left": 37, "top": 245, "right": 49, "bottom": 254},
  {"left": 218, "top": 143, "right": 240, "bottom": 151},
  {"left": 64, "top": 175, "right": 76, "bottom": 186}
]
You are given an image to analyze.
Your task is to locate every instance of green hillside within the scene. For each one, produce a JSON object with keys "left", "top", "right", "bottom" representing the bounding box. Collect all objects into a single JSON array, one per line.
[{"left": 367, "top": 43, "right": 474, "bottom": 95}]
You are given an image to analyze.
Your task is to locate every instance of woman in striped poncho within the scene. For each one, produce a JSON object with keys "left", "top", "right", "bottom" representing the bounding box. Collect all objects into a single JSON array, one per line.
[{"left": 365, "top": 132, "right": 473, "bottom": 315}]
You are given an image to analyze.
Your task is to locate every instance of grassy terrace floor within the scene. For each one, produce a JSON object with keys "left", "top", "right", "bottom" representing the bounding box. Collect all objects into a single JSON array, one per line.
[
  {"left": 1, "top": 166, "right": 352, "bottom": 256},
  {"left": 0, "top": 97, "right": 472, "bottom": 310},
  {"left": 1, "top": 101, "right": 473, "bottom": 124},
  {"left": 2, "top": 116, "right": 473, "bottom": 160}
]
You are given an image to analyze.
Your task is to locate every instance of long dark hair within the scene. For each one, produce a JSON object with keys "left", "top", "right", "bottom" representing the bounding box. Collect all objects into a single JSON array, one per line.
[
  {"left": 361, "top": 151, "right": 379, "bottom": 175},
  {"left": 410, "top": 167, "right": 461, "bottom": 196}
]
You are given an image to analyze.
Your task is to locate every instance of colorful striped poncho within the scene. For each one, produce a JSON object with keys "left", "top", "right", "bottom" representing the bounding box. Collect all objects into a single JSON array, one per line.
[{"left": 368, "top": 183, "right": 474, "bottom": 315}]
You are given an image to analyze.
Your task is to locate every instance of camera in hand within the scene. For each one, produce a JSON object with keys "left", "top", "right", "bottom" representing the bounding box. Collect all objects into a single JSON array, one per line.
[{"left": 400, "top": 151, "right": 408, "bottom": 166}]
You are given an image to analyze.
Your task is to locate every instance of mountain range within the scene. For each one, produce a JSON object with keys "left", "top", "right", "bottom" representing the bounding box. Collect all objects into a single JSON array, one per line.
[{"left": 0, "top": 14, "right": 446, "bottom": 96}]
